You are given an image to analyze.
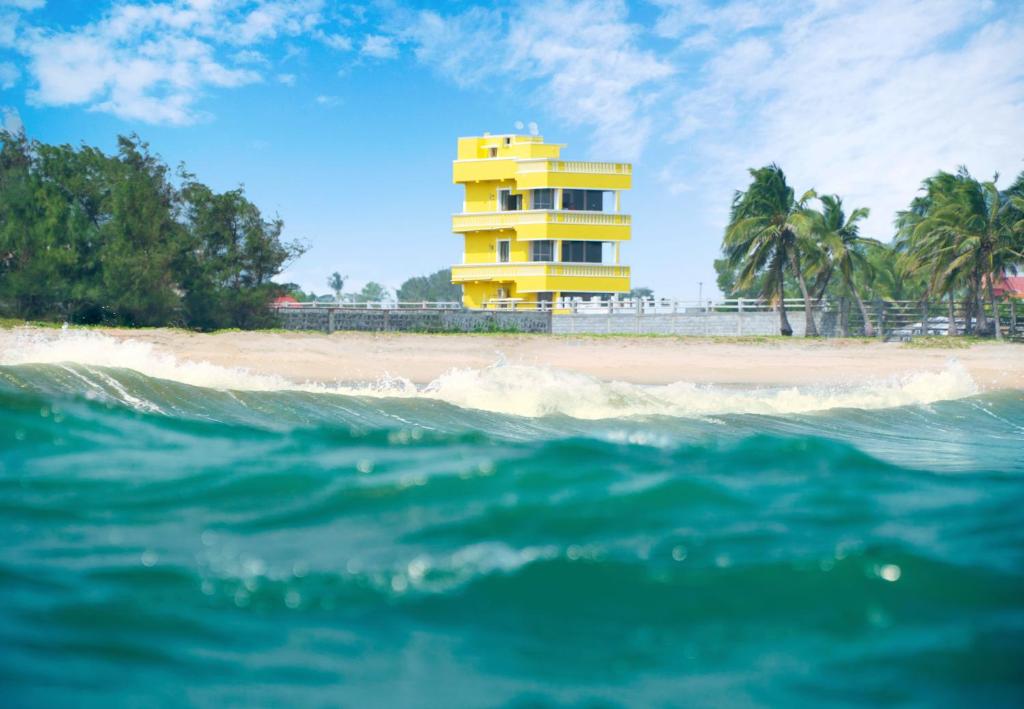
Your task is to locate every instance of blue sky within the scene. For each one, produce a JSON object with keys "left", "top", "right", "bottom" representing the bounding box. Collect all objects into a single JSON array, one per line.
[{"left": 1, "top": 0, "right": 1023, "bottom": 298}]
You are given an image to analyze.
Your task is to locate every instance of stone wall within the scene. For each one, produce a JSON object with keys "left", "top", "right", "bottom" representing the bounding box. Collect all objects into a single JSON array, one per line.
[
  {"left": 274, "top": 306, "right": 839, "bottom": 337},
  {"left": 551, "top": 309, "right": 834, "bottom": 337},
  {"left": 274, "top": 307, "right": 552, "bottom": 334}
]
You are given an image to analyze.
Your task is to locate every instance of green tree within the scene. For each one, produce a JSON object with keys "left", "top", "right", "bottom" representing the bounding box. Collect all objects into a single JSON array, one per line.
[
  {"left": 898, "top": 168, "right": 1021, "bottom": 338},
  {"left": 98, "top": 135, "right": 183, "bottom": 326},
  {"left": 629, "top": 287, "right": 654, "bottom": 299},
  {"left": 723, "top": 164, "right": 819, "bottom": 336},
  {"left": 807, "top": 195, "right": 878, "bottom": 335},
  {"left": 356, "top": 281, "right": 390, "bottom": 303},
  {"left": 396, "top": 268, "right": 461, "bottom": 302},
  {"left": 0, "top": 131, "right": 305, "bottom": 329},
  {"left": 327, "top": 272, "right": 346, "bottom": 301}
]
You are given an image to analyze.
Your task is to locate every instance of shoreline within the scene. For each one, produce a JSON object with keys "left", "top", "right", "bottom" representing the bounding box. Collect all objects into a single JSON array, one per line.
[{"left": 3, "top": 326, "right": 1022, "bottom": 391}]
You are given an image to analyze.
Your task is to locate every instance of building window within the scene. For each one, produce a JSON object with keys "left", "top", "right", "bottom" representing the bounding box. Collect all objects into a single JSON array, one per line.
[
  {"left": 497, "top": 239, "right": 511, "bottom": 263},
  {"left": 497, "top": 189, "right": 522, "bottom": 211},
  {"left": 532, "top": 188, "right": 554, "bottom": 210},
  {"left": 561, "top": 240, "right": 603, "bottom": 263},
  {"left": 530, "top": 240, "right": 554, "bottom": 262},
  {"left": 488, "top": 147, "right": 498, "bottom": 158},
  {"left": 561, "top": 189, "right": 604, "bottom": 211}
]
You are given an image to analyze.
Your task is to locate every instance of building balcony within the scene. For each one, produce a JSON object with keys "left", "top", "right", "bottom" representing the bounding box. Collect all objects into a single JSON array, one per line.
[
  {"left": 451, "top": 262, "right": 631, "bottom": 293},
  {"left": 451, "top": 210, "right": 631, "bottom": 240},
  {"left": 452, "top": 158, "right": 632, "bottom": 190}
]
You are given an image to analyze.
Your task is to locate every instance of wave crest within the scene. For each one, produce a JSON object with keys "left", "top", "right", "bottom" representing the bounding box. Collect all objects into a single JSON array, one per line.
[{"left": 1, "top": 329, "right": 979, "bottom": 418}]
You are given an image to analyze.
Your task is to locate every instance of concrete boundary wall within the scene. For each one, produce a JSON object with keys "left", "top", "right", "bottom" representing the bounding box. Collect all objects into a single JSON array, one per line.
[
  {"left": 274, "top": 307, "right": 552, "bottom": 334},
  {"left": 274, "top": 306, "right": 837, "bottom": 337},
  {"left": 551, "top": 309, "right": 834, "bottom": 337}
]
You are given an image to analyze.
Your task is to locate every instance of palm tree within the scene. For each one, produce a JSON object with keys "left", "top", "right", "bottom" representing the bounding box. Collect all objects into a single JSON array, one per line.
[
  {"left": 724, "top": 164, "right": 819, "bottom": 336},
  {"left": 900, "top": 168, "right": 1021, "bottom": 339},
  {"left": 808, "top": 195, "right": 878, "bottom": 336},
  {"left": 327, "top": 272, "right": 346, "bottom": 302}
]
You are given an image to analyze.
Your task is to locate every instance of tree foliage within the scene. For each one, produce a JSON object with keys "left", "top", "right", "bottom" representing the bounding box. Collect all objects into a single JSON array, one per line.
[
  {"left": 355, "top": 281, "right": 390, "bottom": 303},
  {"left": 723, "top": 164, "right": 819, "bottom": 335},
  {"left": 396, "top": 268, "right": 461, "bottom": 302},
  {"left": 327, "top": 272, "right": 345, "bottom": 300},
  {"left": 0, "top": 132, "right": 305, "bottom": 329},
  {"left": 717, "top": 160, "right": 1024, "bottom": 338}
]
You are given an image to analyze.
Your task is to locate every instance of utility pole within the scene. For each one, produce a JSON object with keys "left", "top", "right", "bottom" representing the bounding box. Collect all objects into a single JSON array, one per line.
[{"left": 698, "top": 281, "right": 703, "bottom": 312}]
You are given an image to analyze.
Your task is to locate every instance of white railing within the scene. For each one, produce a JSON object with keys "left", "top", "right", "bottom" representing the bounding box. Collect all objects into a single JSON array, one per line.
[
  {"left": 479, "top": 297, "right": 806, "bottom": 312},
  {"left": 516, "top": 159, "right": 632, "bottom": 175},
  {"left": 451, "top": 210, "right": 630, "bottom": 232},
  {"left": 451, "top": 263, "right": 630, "bottom": 281},
  {"left": 271, "top": 301, "right": 462, "bottom": 310}
]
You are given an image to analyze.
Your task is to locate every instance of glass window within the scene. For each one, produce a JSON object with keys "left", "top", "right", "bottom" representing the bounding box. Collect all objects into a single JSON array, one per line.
[
  {"left": 561, "top": 241, "right": 603, "bottom": 263},
  {"left": 533, "top": 189, "right": 554, "bottom": 210},
  {"left": 530, "top": 240, "right": 554, "bottom": 262},
  {"left": 497, "top": 240, "right": 510, "bottom": 263},
  {"left": 561, "top": 189, "right": 604, "bottom": 211},
  {"left": 498, "top": 189, "right": 522, "bottom": 211},
  {"left": 562, "top": 189, "right": 584, "bottom": 210}
]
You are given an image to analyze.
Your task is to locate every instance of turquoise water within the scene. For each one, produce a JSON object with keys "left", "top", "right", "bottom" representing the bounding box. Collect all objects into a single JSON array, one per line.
[{"left": 1, "top": 351, "right": 1023, "bottom": 706}]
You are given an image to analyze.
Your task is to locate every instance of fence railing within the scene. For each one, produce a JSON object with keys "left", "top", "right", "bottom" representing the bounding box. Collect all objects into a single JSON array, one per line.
[
  {"left": 834, "top": 297, "right": 1024, "bottom": 340},
  {"left": 516, "top": 159, "right": 632, "bottom": 175},
  {"left": 478, "top": 297, "right": 804, "bottom": 313},
  {"left": 271, "top": 301, "right": 462, "bottom": 310},
  {"left": 270, "top": 297, "right": 1024, "bottom": 339},
  {"left": 451, "top": 210, "right": 631, "bottom": 232},
  {"left": 450, "top": 263, "right": 631, "bottom": 282}
]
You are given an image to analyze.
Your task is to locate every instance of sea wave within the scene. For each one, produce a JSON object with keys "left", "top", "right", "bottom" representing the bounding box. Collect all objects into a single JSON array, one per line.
[
  {"left": 0, "top": 328, "right": 981, "bottom": 419},
  {"left": 3, "top": 335, "right": 1024, "bottom": 706}
]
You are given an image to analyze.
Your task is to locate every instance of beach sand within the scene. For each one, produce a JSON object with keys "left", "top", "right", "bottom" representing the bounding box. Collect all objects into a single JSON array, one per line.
[{"left": 9, "top": 327, "right": 1021, "bottom": 390}]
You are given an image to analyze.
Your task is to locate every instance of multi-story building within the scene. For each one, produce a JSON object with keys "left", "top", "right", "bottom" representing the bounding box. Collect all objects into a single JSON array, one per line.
[{"left": 450, "top": 133, "right": 631, "bottom": 309}]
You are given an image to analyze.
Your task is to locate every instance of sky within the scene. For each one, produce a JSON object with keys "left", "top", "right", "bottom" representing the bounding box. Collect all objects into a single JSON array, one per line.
[{"left": 1, "top": 0, "right": 1023, "bottom": 298}]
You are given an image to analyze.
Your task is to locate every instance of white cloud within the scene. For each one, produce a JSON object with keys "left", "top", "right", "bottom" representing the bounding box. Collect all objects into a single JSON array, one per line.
[
  {"left": 317, "top": 32, "right": 352, "bottom": 51},
  {"left": 0, "top": 0, "right": 46, "bottom": 10},
  {"left": 1, "top": 105, "right": 24, "bottom": 133},
  {"left": 361, "top": 34, "right": 396, "bottom": 59},
  {"left": 315, "top": 93, "right": 340, "bottom": 106},
  {"left": 661, "top": 0, "right": 1024, "bottom": 238},
  {"left": 651, "top": 0, "right": 777, "bottom": 42},
  {"left": 233, "top": 49, "right": 268, "bottom": 65},
  {"left": 0, "top": 61, "right": 18, "bottom": 89},
  {"left": 8, "top": 0, "right": 350, "bottom": 124},
  {"left": 277, "top": 72, "right": 296, "bottom": 85},
  {"left": 401, "top": 1, "right": 672, "bottom": 160}
]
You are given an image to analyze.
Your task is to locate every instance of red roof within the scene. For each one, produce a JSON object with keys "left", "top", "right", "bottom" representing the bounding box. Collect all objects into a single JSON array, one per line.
[
  {"left": 272, "top": 295, "right": 298, "bottom": 304},
  {"left": 993, "top": 276, "right": 1024, "bottom": 298}
]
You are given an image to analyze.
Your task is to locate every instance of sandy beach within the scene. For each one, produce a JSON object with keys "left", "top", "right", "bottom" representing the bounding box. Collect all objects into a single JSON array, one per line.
[{"left": 6, "top": 327, "right": 1022, "bottom": 390}]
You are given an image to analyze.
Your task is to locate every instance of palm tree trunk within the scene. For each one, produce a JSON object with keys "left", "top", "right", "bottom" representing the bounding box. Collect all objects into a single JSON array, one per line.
[
  {"left": 787, "top": 250, "right": 818, "bottom": 337},
  {"left": 853, "top": 290, "right": 874, "bottom": 337},
  {"left": 987, "top": 272, "right": 1002, "bottom": 340},
  {"left": 947, "top": 291, "right": 957, "bottom": 337},
  {"left": 974, "top": 267, "right": 988, "bottom": 335},
  {"left": 777, "top": 273, "right": 792, "bottom": 336}
]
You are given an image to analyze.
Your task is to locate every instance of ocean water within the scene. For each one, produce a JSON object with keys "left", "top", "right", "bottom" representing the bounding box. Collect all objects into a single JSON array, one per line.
[{"left": 1, "top": 332, "right": 1023, "bottom": 707}]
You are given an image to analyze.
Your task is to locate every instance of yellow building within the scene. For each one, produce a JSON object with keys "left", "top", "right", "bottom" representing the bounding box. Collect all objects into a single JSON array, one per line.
[{"left": 450, "top": 133, "right": 631, "bottom": 309}]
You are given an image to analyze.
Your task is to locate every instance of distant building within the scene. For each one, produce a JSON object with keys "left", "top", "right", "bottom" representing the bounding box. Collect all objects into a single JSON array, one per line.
[
  {"left": 450, "top": 133, "right": 632, "bottom": 309},
  {"left": 992, "top": 275, "right": 1024, "bottom": 299}
]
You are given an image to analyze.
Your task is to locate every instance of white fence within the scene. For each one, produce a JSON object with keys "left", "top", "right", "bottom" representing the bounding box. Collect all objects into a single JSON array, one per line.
[{"left": 479, "top": 297, "right": 806, "bottom": 313}]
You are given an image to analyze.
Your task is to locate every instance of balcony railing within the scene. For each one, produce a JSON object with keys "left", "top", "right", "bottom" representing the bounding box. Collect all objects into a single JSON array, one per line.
[
  {"left": 517, "top": 159, "right": 631, "bottom": 175},
  {"left": 451, "top": 262, "right": 630, "bottom": 282},
  {"left": 452, "top": 210, "right": 631, "bottom": 232}
]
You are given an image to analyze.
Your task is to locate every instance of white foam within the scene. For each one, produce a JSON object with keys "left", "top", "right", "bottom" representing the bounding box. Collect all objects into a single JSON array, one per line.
[{"left": 0, "top": 328, "right": 980, "bottom": 419}]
